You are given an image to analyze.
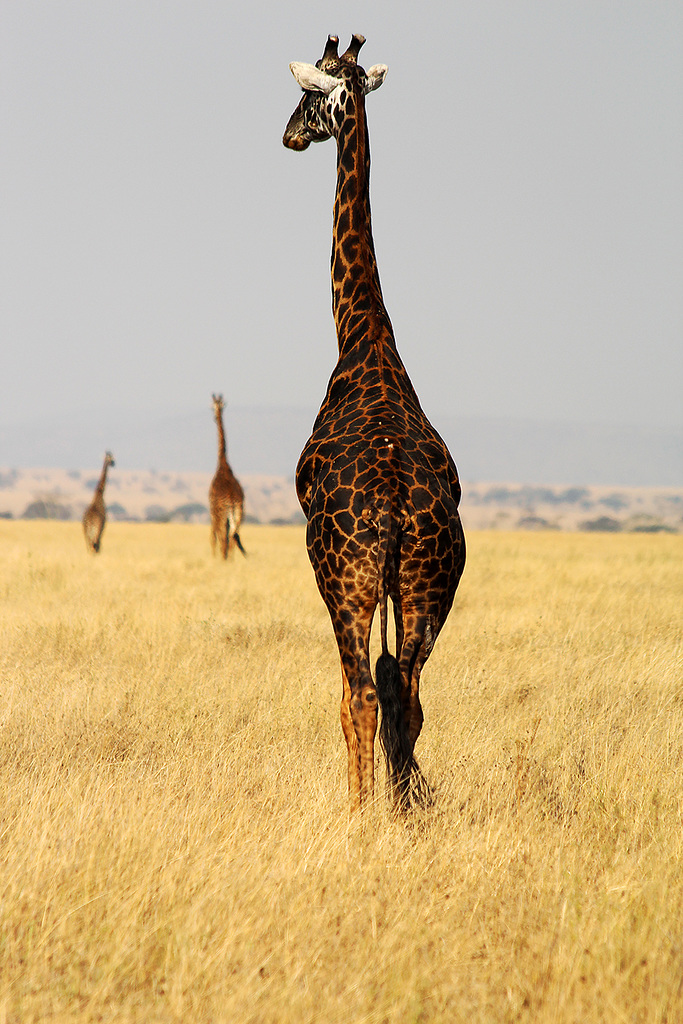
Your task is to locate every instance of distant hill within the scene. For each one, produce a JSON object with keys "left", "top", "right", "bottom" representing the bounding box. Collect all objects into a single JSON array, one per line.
[
  {"left": 1, "top": 468, "right": 681, "bottom": 533},
  {"left": 0, "top": 405, "right": 681, "bottom": 487}
]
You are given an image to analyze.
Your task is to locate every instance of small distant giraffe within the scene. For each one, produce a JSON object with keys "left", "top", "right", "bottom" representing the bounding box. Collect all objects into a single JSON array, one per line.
[
  {"left": 209, "top": 393, "right": 246, "bottom": 559},
  {"left": 284, "top": 35, "right": 466, "bottom": 812},
  {"left": 82, "top": 451, "right": 115, "bottom": 554}
]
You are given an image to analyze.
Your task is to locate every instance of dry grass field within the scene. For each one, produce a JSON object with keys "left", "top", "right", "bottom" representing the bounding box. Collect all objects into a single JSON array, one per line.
[{"left": 0, "top": 521, "right": 681, "bottom": 1023}]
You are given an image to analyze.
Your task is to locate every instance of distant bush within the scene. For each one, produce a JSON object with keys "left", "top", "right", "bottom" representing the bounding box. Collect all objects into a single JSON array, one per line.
[
  {"left": 478, "top": 486, "right": 590, "bottom": 508},
  {"left": 482, "top": 487, "right": 515, "bottom": 505},
  {"left": 600, "top": 492, "right": 629, "bottom": 512},
  {"left": 145, "top": 505, "right": 171, "bottom": 523},
  {"left": 22, "top": 498, "right": 72, "bottom": 520},
  {"left": 517, "top": 515, "right": 558, "bottom": 531},
  {"left": 557, "top": 487, "right": 589, "bottom": 505},
  {"left": 632, "top": 523, "right": 677, "bottom": 534},
  {"left": 580, "top": 516, "right": 622, "bottom": 533},
  {"left": 626, "top": 515, "right": 677, "bottom": 534},
  {"left": 169, "top": 503, "right": 209, "bottom": 523},
  {"left": 107, "top": 502, "right": 130, "bottom": 521},
  {"left": 523, "top": 487, "right": 557, "bottom": 505}
]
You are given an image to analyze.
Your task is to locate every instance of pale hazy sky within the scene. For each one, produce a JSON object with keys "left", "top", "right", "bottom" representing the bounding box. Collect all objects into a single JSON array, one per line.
[{"left": 2, "top": 2, "right": 682, "bottom": 455}]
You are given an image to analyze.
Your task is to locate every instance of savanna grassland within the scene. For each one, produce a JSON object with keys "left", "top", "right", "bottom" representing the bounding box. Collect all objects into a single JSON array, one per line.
[{"left": 1, "top": 521, "right": 682, "bottom": 1023}]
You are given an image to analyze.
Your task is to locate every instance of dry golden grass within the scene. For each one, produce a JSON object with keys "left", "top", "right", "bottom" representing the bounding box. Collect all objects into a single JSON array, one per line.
[{"left": 0, "top": 521, "right": 681, "bottom": 1023}]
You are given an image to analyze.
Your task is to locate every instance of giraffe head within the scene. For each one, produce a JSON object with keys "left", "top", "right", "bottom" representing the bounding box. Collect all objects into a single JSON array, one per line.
[
  {"left": 105, "top": 451, "right": 115, "bottom": 468},
  {"left": 212, "top": 393, "right": 225, "bottom": 418},
  {"left": 283, "top": 34, "right": 387, "bottom": 151}
]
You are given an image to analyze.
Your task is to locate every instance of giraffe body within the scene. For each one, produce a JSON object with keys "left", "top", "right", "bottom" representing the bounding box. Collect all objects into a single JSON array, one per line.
[
  {"left": 82, "top": 451, "right": 115, "bottom": 554},
  {"left": 209, "top": 394, "right": 246, "bottom": 559},
  {"left": 284, "top": 36, "right": 466, "bottom": 811}
]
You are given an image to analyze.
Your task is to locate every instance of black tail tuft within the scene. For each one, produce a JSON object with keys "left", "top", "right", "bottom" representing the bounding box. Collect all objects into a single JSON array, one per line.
[
  {"left": 234, "top": 532, "right": 246, "bottom": 557},
  {"left": 376, "top": 652, "right": 410, "bottom": 777},
  {"left": 375, "top": 653, "right": 432, "bottom": 811}
]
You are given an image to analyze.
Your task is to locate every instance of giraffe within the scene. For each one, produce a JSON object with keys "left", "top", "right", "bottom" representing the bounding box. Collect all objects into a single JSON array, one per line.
[
  {"left": 82, "top": 451, "right": 115, "bottom": 553},
  {"left": 209, "top": 393, "right": 246, "bottom": 559},
  {"left": 283, "top": 35, "right": 466, "bottom": 813}
]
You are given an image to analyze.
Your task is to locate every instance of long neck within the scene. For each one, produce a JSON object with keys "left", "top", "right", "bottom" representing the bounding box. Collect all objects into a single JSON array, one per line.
[
  {"left": 96, "top": 459, "right": 109, "bottom": 496},
  {"left": 215, "top": 411, "right": 227, "bottom": 463},
  {"left": 331, "top": 88, "right": 394, "bottom": 355}
]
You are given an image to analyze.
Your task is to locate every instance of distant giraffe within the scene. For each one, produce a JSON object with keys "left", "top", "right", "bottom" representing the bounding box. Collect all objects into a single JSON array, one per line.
[
  {"left": 82, "top": 451, "right": 115, "bottom": 553},
  {"left": 284, "top": 35, "right": 466, "bottom": 812},
  {"left": 209, "top": 393, "right": 246, "bottom": 559}
]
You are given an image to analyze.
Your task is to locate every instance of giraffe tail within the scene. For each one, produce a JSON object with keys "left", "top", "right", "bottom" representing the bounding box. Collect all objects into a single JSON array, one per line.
[
  {"left": 376, "top": 653, "right": 432, "bottom": 810},
  {"left": 227, "top": 507, "right": 247, "bottom": 556}
]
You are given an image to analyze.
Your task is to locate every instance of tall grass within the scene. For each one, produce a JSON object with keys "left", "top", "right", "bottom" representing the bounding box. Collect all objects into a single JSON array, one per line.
[{"left": 1, "top": 521, "right": 681, "bottom": 1023}]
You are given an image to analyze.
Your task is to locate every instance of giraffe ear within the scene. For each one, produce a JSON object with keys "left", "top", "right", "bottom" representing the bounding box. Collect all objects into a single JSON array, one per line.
[
  {"left": 289, "top": 62, "right": 341, "bottom": 95},
  {"left": 364, "top": 64, "right": 388, "bottom": 94}
]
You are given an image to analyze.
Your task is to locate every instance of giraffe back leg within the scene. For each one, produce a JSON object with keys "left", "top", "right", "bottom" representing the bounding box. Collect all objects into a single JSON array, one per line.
[
  {"left": 339, "top": 660, "right": 362, "bottom": 812},
  {"left": 227, "top": 505, "right": 246, "bottom": 557},
  {"left": 387, "top": 509, "right": 465, "bottom": 806},
  {"left": 219, "top": 509, "right": 229, "bottom": 559},
  {"left": 329, "top": 600, "right": 378, "bottom": 811},
  {"left": 209, "top": 503, "right": 225, "bottom": 557},
  {"left": 388, "top": 602, "right": 452, "bottom": 809}
]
